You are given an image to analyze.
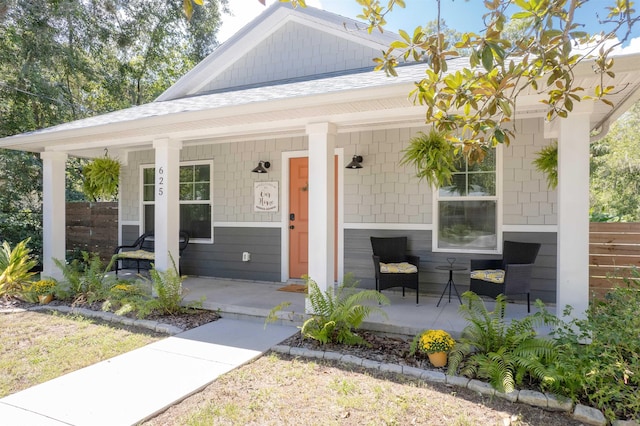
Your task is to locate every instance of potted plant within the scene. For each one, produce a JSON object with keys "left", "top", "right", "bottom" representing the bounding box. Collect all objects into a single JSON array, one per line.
[
  {"left": 82, "top": 152, "right": 121, "bottom": 201},
  {"left": 400, "top": 129, "right": 459, "bottom": 188},
  {"left": 31, "top": 279, "right": 57, "bottom": 304},
  {"left": 533, "top": 141, "right": 558, "bottom": 189},
  {"left": 410, "top": 329, "right": 456, "bottom": 367}
]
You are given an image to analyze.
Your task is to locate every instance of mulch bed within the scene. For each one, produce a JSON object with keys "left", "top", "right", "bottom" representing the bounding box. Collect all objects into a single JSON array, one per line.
[
  {"left": 281, "top": 330, "right": 439, "bottom": 371},
  {"left": 0, "top": 296, "right": 220, "bottom": 332}
]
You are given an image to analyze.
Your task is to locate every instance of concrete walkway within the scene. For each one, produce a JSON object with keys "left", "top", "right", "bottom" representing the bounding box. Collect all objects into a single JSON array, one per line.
[{"left": 0, "top": 318, "right": 297, "bottom": 426}]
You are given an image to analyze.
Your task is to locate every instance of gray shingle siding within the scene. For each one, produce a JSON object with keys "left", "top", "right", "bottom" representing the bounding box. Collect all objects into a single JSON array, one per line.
[{"left": 199, "top": 21, "right": 384, "bottom": 95}]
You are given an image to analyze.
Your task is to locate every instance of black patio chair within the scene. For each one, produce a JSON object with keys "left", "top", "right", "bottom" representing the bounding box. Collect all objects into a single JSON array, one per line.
[
  {"left": 469, "top": 240, "right": 541, "bottom": 312},
  {"left": 370, "top": 236, "right": 420, "bottom": 304},
  {"left": 113, "top": 231, "right": 190, "bottom": 275}
]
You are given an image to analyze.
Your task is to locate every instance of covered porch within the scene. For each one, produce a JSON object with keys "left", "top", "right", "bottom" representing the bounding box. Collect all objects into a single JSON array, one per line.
[{"left": 166, "top": 274, "right": 543, "bottom": 338}]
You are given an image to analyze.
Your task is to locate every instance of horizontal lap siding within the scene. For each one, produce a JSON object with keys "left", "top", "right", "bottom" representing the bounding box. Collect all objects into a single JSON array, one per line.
[
  {"left": 181, "top": 228, "right": 281, "bottom": 281},
  {"left": 344, "top": 229, "right": 557, "bottom": 303},
  {"left": 122, "top": 225, "right": 141, "bottom": 245},
  {"left": 121, "top": 225, "right": 281, "bottom": 280}
]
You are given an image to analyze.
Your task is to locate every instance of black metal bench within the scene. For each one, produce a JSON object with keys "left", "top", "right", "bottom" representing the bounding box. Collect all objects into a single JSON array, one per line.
[{"left": 113, "top": 231, "right": 189, "bottom": 275}]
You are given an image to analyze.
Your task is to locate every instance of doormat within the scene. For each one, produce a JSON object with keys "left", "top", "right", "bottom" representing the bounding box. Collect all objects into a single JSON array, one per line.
[{"left": 277, "top": 284, "right": 308, "bottom": 293}]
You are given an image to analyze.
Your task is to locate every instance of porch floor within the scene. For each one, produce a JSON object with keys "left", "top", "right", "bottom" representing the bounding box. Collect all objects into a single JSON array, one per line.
[{"left": 170, "top": 275, "right": 545, "bottom": 338}]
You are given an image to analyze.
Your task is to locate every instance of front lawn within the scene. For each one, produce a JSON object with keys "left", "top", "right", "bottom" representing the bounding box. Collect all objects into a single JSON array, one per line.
[{"left": 0, "top": 310, "right": 162, "bottom": 397}]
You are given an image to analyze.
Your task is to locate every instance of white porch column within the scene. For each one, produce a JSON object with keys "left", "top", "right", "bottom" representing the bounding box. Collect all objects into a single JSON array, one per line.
[
  {"left": 306, "top": 122, "right": 336, "bottom": 295},
  {"left": 556, "top": 113, "right": 591, "bottom": 318},
  {"left": 40, "top": 151, "right": 67, "bottom": 279},
  {"left": 153, "top": 138, "right": 182, "bottom": 272}
]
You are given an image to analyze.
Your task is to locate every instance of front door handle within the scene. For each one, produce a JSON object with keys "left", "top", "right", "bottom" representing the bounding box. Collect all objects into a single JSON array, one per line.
[
  {"left": 290, "top": 213, "right": 295, "bottom": 221},
  {"left": 289, "top": 225, "right": 295, "bottom": 230}
]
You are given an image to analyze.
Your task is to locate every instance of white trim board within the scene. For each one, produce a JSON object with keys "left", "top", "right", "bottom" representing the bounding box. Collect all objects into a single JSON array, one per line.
[
  {"left": 207, "top": 223, "right": 558, "bottom": 233},
  {"left": 214, "top": 222, "right": 282, "bottom": 228}
]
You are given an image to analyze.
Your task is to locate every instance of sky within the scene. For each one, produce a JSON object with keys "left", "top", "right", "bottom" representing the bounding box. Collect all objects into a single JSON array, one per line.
[{"left": 216, "top": 0, "right": 640, "bottom": 54}]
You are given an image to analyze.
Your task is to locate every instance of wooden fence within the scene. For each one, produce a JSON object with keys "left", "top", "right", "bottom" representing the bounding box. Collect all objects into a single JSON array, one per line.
[
  {"left": 589, "top": 222, "right": 640, "bottom": 298},
  {"left": 66, "top": 202, "right": 118, "bottom": 262}
]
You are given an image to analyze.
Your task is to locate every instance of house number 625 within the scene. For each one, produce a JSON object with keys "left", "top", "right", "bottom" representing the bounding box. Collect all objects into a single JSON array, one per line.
[{"left": 157, "top": 167, "right": 165, "bottom": 197}]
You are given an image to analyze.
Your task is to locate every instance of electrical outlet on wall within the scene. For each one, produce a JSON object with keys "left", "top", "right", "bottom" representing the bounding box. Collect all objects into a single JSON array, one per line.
[{"left": 242, "top": 252, "right": 251, "bottom": 262}]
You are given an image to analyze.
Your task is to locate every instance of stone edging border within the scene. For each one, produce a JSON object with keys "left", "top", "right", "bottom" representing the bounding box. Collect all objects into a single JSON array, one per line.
[
  {"left": 270, "top": 344, "right": 639, "bottom": 426},
  {"left": 25, "top": 305, "right": 185, "bottom": 335}
]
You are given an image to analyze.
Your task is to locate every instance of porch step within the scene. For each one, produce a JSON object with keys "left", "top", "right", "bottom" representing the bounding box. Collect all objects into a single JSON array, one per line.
[{"left": 200, "top": 300, "right": 307, "bottom": 328}]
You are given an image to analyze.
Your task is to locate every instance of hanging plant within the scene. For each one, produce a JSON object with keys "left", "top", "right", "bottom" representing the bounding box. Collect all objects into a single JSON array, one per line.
[
  {"left": 533, "top": 141, "right": 558, "bottom": 189},
  {"left": 400, "top": 129, "right": 459, "bottom": 188},
  {"left": 82, "top": 151, "right": 121, "bottom": 201}
]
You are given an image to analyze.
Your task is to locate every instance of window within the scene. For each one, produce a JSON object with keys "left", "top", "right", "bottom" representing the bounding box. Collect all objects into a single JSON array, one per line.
[
  {"left": 142, "top": 161, "right": 213, "bottom": 242},
  {"left": 434, "top": 149, "right": 500, "bottom": 252}
]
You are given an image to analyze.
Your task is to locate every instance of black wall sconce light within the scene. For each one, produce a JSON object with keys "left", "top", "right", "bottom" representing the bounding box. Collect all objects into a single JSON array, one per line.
[
  {"left": 345, "top": 155, "right": 363, "bottom": 169},
  {"left": 252, "top": 161, "right": 271, "bottom": 173}
]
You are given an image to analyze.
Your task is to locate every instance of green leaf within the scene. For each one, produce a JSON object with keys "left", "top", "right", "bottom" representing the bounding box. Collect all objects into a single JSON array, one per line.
[
  {"left": 390, "top": 40, "right": 408, "bottom": 49},
  {"left": 481, "top": 46, "right": 494, "bottom": 71},
  {"left": 398, "top": 29, "right": 411, "bottom": 43}
]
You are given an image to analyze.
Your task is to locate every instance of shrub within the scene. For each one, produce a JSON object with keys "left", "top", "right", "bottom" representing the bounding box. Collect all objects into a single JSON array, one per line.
[
  {"left": 0, "top": 238, "right": 38, "bottom": 297},
  {"left": 548, "top": 275, "right": 640, "bottom": 421},
  {"left": 410, "top": 329, "right": 456, "bottom": 356},
  {"left": 135, "top": 257, "right": 202, "bottom": 318},
  {"left": 447, "top": 291, "right": 559, "bottom": 394},
  {"left": 102, "top": 281, "right": 148, "bottom": 316},
  {"left": 53, "top": 252, "right": 114, "bottom": 303},
  {"left": 300, "top": 274, "right": 389, "bottom": 346}
]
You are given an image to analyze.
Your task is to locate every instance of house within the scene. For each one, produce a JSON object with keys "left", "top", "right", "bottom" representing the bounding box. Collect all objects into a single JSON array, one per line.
[{"left": 1, "top": 3, "right": 640, "bottom": 317}]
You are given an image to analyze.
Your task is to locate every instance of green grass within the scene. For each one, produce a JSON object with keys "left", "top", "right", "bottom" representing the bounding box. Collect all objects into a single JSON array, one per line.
[
  {"left": 143, "top": 354, "right": 580, "bottom": 426},
  {"left": 0, "top": 310, "right": 162, "bottom": 397}
]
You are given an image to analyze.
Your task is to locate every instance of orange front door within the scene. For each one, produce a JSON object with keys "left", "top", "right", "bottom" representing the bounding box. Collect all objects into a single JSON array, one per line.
[
  {"left": 288, "top": 157, "right": 338, "bottom": 279},
  {"left": 289, "top": 157, "right": 309, "bottom": 278}
]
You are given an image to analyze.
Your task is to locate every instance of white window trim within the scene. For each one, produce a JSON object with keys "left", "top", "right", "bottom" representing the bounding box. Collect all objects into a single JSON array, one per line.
[
  {"left": 140, "top": 160, "right": 214, "bottom": 244},
  {"left": 432, "top": 146, "right": 503, "bottom": 255}
]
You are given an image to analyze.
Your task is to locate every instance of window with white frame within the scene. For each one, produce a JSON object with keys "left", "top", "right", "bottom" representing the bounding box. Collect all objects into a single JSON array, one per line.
[
  {"left": 434, "top": 148, "right": 499, "bottom": 252},
  {"left": 142, "top": 161, "right": 213, "bottom": 242}
]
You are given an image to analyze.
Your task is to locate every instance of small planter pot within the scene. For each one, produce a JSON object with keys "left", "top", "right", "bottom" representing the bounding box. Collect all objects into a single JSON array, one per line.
[
  {"left": 428, "top": 351, "right": 448, "bottom": 367},
  {"left": 38, "top": 294, "right": 53, "bottom": 305}
]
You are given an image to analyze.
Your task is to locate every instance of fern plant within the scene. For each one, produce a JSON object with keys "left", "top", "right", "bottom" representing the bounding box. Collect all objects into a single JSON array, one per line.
[
  {"left": 82, "top": 155, "right": 120, "bottom": 201},
  {"left": 400, "top": 129, "right": 459, "bottom": 188},
  {"left": 137, "top": 255, "right": 202, "bottom": 318},
  {"left": 0, "top": 238, "right": 38, "bottom": 297},
  {"left": 53, "top": 252, "right": 114, "bottom": 303},
  {"left": 301, "top": 274, "right": 390, "bottom": 346},
  {"left": 447, "top": 291, "right": 559, "bottom": 393},
  {"left": 533, "top": 141, "right": 558, "bottom": 189}
]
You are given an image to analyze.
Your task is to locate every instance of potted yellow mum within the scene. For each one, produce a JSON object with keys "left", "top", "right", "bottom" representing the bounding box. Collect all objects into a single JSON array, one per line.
[
  {"left": 410, "top": 329, "right": 456, "bottom": 367},
  {"left": 31, "top": 279, "right": 56, "bottom": 304}
]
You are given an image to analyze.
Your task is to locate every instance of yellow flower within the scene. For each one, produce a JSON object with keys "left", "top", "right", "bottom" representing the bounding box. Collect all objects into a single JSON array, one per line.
[
  {"left": 418, "top": 329, "right": 455, "bottom": 354},
  {"left": 31, "top": 279, "right": 56, "bottom": 296},
  {"left": 110, "top": 283, "right": 140, "bottom": 296}
]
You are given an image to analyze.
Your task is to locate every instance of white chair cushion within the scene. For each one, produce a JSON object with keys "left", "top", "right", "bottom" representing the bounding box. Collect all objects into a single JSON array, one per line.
[
  {"left": 380, "top": 262, "right": 418, "bottom": 274},
  {"left": 116, "top": 249, "right": 155, "bottom": 261},
  {"left": 470, "top": 269, "right": 505, "bottom": 284}
]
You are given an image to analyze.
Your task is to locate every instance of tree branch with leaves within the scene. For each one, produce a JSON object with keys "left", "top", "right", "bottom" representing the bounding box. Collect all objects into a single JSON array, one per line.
[{"left": 359, "top": 0, "right": 637, "bottom": 165}]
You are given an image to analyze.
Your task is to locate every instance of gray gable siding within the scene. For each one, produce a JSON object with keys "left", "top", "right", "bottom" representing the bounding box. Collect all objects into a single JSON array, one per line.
[{"left": 198, "top": 21, "right": 382, "bottom": 94}]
